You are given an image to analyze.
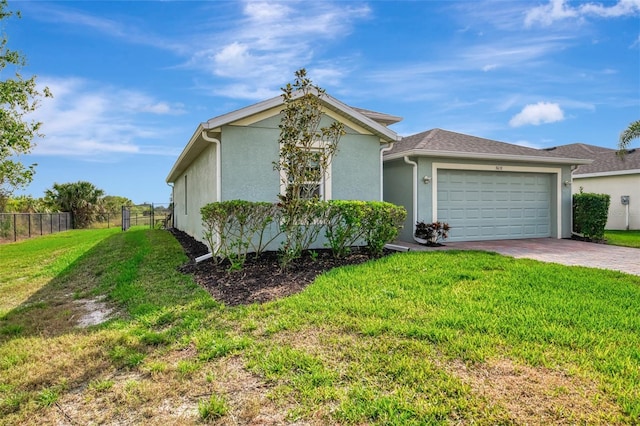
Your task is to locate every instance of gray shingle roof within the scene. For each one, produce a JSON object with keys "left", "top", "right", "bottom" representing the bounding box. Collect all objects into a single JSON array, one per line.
[
  {"left": 547, "top": 143, "right": 640, "bottom": 175},
  {"left": 386, "top": 128, "right": 590, "bottom": 163}
]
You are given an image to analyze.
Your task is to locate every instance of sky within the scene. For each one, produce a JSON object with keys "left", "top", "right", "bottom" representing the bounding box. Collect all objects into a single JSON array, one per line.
[{"left": 7, "top": 0, "right": 640, "bottom": 204}]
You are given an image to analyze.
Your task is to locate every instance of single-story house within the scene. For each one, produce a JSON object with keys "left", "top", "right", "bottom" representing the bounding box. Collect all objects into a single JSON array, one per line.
[
  {"left": 383, "top": 129, "right": 591, "bottom": 242},
  {"left": 165, "top": 91, "right": 402, "bottom": 246},
  {"left": 545, "top": 143, "right": 640, "bottom": 230}
]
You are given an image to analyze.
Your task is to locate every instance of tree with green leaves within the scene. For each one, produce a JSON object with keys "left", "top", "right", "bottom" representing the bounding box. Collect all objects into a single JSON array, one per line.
[
  {"left": 0, "top": 1, "right": 51, "bottom": 212},
  {"left": 44, "top": 181, "right": 105, "bottom": 229},
  {"left": 618, "top": 120, "right": 640, "bottom": 155},
  {"left": 273, "top": 68, "right": 346, "bottom": 266}
]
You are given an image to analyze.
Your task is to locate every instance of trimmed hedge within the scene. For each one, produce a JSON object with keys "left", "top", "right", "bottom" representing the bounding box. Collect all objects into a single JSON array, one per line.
[
  {"left": 573, "top": 191, "right": 610, "bottom": 241},
  {"left": 201, "top": 200, "right": 406, "bottom": 268}
]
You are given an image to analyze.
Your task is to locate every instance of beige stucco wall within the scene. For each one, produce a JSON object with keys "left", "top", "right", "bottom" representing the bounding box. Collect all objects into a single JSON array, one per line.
[{"left": 572, "top": 173, "right": 639, "bottom": 230}]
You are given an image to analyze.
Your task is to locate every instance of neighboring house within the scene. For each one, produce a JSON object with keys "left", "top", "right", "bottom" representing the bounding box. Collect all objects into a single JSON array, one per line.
[
  {"left": 166, "top": 91, "right": 402, "bottom": 245},
  {"left": 546, "top": 143, "right": 640, "bottom": 230},
  {"left": 383, "top": 129, "right": 591, "bottom": 242}
]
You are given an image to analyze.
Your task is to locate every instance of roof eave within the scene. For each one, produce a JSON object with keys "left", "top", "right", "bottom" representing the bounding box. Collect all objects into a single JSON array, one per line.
[
  {"left": 384, "top": 149, "right": 593, "bottom": 165},
  {"left": 166, "top": 124, "right": 206, "bottom": 183},
  {"left": 574, "top": 168, "right": 640, "bottom": 178}
]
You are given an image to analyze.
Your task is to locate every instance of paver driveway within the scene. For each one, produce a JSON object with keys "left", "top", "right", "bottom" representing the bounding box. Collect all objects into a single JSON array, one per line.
[{"left": 401, "top": 238, "right": 640, "bottom": 276}]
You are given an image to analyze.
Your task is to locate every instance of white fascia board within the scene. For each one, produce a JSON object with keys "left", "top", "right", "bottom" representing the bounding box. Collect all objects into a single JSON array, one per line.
[
  {"left": 166, "top": 124, "right": 205, "bottom": 183},
  {"left": 573, "top": 169, "right": 640, "bottom": 178},
  {"left": 203, "top": 95, "right": 283, "bottom": 130},
  {"left": 201, "top": 89, "right": 399, "bottom": 143},
  {"left": 384, "top": 149, "right": 593, "bottom": 165},
  {"left": 320, "top": 93, "right": 399, "bottom": 143}
]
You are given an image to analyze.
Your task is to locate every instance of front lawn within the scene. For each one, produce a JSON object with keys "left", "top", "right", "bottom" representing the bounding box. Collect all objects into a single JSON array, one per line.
[
  {"left": 1, "top": 228, "right": 639, "bottom": 425},
  {"left": 605, "top": 230, "right": 640, "bottom": 248}
]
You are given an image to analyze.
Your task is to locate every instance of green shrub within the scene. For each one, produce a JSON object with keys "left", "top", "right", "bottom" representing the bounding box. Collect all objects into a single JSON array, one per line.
[
  {"left": 278, "top": 199, "right": 327, "bottom": 268},
  {"left": 573, "top": 190, "right": 610, "bottom": 241},
  {"left": 360, "top": 202, "right": 407, "bottom": 256},
  {"left": 202, "top": 199, "right": 406, "bottom": 269},
  {"left": 201, "top": 200, "right": 281, "bottom": 268},
  {"left": 324, "top": 200, "right": 368, "bottom": 258}
]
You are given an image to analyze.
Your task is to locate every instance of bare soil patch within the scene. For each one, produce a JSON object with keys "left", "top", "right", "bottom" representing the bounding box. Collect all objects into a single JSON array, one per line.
[
  {"left": 74, "top": 295, "right": 115, "bottom": 327},
  {"left": 169, "top": 228, "right": 389, "bottom": 306}
]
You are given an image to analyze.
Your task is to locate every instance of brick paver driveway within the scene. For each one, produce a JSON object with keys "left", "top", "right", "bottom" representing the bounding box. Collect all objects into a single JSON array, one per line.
[{"left": 402, "top": 238, "right": 640, "bottom": 276}]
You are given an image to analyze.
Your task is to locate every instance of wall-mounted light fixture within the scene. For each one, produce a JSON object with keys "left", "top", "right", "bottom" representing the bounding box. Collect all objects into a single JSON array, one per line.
[
  {"left": 563, "top": 180, "right": 571, "bottom": 187},
  {"left": 423, "top": 176, "right": 431, "bottom": 184}
]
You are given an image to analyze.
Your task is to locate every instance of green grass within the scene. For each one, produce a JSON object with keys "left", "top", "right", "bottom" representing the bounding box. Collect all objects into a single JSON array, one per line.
[
  {"left": 0, "top": 228, "right": 119, "bottom": 317},
  {"left": 0, "top": 228, "right": 639, "bottom": 424},
  {"left": 606, "top": 230, "right": 640, "bottom": 248}
]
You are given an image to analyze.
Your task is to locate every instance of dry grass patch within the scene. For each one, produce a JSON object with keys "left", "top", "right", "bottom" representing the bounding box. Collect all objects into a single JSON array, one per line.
[{"left": 449, "top": 358, "right": 623, "bottom": 425}]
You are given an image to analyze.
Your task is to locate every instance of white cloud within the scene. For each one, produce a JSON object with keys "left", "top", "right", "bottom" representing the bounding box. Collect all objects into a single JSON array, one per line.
[
  {"left": 29, "top": 77, "right": 184, "bottom": 158},
  {"left": 509, "top": 102, "right": 565, "bottom": 127},
  {"left": 188, "top": 1, "right": 371, "bottom": 99},
  {"left": 482, "top": 64, "right": 498, "bottom": 72},
  {"left": 525, "top": 0, "right": 640, "bottom": 27}
]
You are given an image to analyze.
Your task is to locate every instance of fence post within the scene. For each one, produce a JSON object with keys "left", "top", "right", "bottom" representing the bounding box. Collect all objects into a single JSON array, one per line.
[
  {"left": 28, "top": 214, "right": 31, "bottom": 238},
  {"left": 13, "top": 214, "right": 17, "bottom": 242}
]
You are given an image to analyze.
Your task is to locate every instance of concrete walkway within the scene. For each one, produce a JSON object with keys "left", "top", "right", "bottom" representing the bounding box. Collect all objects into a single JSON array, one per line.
[{"left": 397, "top": 238, "right": 640, "bottom": 276}]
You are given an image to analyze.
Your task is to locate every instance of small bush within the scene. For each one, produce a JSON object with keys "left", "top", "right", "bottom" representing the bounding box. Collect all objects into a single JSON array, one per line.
[
  {"left": 414, "top": 221, "right": 450, "bottom": 245},
  {"left": 324, "top": 200, "right": 368, "bottom": 258},
  {"left": 201, "top": 200, "right": 281, "bottom": 268},
  {"left": 573, "top": 191, "right": 610, "bottom": 241},
  {"left": 360, "top": 202, "right": 407, "bottom": 256}
]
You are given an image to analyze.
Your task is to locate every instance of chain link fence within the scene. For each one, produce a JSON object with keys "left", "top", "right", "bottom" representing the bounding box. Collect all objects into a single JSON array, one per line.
[{"left": 0, "top": 212, "right": 72, "bottom": 243}]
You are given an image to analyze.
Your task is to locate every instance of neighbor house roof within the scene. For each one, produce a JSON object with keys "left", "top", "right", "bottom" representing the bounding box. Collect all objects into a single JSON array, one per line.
[
  {"left": 385, "top": 128, "right": 592, "bottom": 165},
  {"left": 166, "top": 90, "right": 402, "bottom": 183},
  {"left": 546, "top": 143, "right": 640, "bottom": 177}
]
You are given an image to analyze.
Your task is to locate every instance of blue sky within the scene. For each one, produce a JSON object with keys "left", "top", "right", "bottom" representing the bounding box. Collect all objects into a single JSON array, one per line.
[{"left": 9, "top": 0, "right": 640, "bottom": 204}]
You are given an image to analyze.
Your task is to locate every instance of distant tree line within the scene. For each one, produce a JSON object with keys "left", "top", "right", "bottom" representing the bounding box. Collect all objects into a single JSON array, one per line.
[{"left": 1, "top": 180, "right": 147, "bottom": 229}]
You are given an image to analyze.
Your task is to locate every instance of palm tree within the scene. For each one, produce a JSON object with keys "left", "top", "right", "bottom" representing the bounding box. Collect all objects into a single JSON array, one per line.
[
  {"left": 44, "top": 181, "right": 105, "bottom": 228},
  {"left": 618, "top": 120, "right": 640, "bottom": 155}
]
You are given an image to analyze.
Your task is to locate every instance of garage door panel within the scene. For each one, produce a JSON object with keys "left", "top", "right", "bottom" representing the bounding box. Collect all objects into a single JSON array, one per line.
[{"left": 437, "top": 170, "right": 551, "bottom": 241}]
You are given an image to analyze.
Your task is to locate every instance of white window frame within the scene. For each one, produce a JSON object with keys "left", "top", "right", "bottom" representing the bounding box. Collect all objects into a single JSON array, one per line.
[{"left": 279, "top": 146, "right": 332, "bottom": 201}]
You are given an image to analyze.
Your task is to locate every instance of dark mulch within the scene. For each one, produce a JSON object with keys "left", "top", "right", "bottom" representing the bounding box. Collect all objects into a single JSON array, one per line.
[{"left": 169, "top": 228, "right": 389, "bottom": 306}]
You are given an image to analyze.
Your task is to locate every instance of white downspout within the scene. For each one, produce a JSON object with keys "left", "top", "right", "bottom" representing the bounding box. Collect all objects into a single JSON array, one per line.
[
  {"left": 196, "top": 130, "right": 221, "bottom": 263},
  {"left": 379, "top": 142, "right": 395, "bottom": 201},
  {"left": 403, "top": 156, "right": 420, "bottom": 243},
  {"left": 201, "top": 130, "right": 221, "bottom": 203}
]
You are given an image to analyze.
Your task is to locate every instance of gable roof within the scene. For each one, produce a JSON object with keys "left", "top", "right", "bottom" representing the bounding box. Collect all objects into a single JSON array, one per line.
[
  {"left": 546, "top": 143, "right": 640, "bottom": 177},
  {"left": 167, "top": 91, "right": 402, "bottom": 183},
  {"left": 385, "top": 128, "right": 592, "bottom": 165},
  {"left": 202, "top": 89, "right": 400, "bottom": 141}
]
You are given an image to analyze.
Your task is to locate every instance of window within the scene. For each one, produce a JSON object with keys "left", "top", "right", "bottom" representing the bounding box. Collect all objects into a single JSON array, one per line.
[
  {"left": 280, "top": 151, "right": 332, "bottom": 200},
  {"left": 184, "top": 175, "right": 188, "bottom": 215}
]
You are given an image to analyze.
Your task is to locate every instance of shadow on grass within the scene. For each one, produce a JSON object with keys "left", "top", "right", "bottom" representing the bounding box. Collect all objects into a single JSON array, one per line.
[{"left": 0, "top": 228, "right": 215, "bottom": 342}]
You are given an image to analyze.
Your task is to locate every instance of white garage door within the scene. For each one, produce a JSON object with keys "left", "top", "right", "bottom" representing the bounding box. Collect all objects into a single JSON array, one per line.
[{"left": 437, "top": 170, "right": 551, "bottom": 242}]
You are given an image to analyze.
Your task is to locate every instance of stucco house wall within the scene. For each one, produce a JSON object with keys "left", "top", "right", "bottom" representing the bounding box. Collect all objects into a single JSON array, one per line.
[
  {"left": 167, "top": 91, "right": 401, "bottom": 247},
  {"left": 572, "top": 174, "right": 639, "bottom": 230},
  {"left": 172, "top": 143, "right": 217, "bottom": 240},
  {"left": 382, "top": 159, "right": 414, "bottom": 242}
]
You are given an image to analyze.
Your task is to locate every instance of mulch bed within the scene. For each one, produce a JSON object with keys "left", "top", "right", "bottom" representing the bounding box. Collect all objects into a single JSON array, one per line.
[{"left": 169, "top": 228, "right": 389, "bottom": 306}]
